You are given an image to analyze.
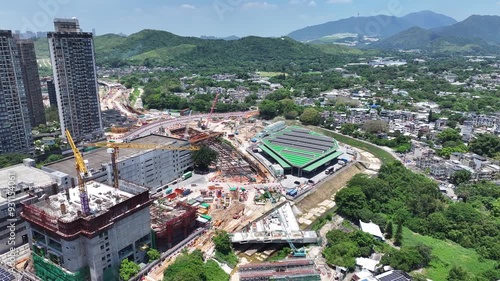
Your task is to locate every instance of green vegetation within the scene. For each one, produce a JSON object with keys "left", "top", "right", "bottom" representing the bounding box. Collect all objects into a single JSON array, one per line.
[
  {"left": 469, "top": 134, "right": 500, "bottom": 160},
  {"left": 45, "top": 107, "right": 59, "bottom": 123},
  {"left": 436, "top": 128, "right": 468, "bottom": 158},
  {"left": 213, "top": 231, "right": 238, "bottom": 268},
  {"left": 380, "top": 243, "right": 433, "bottom": 272},
  {"left": 310, "top": 212, "right": 334, "bottom": 231},
  {"left": 93, "top": 30, "right": 350, "bottom": 72},
  {"left": 119, "top": 259, "right": 140, "bottom": 281},
  {"left": 402, "top": 228, "right": 499, "bottom": 281},
  {"left": 300, "top": 108, "right": 321, "bottom": 125},
  {"left": 311, "top": 127, "right": 397, "bottom": 164},
  {"left": 335, "top": 162, "right": 500, "bottom": 279},
  {"left": 163, "top": 250, "right": 229, "bottom": 281},
  {"left": 0, "top": 153, "right": 29, "bottom": 168},
  {"left": 323, "top": 229, "right": 385, "bottom": 270},
  {"left": 192, "top": 146, "right": 218, "bottom": 171},
  {"left": 147, "top": 249, "right": 161, "bottom": 262},
  {"left": 268, "top": 247, "right": 292, "bottom": 261},
  {"left": 129, "top": 88, "right": 141, "bottom": 104}
]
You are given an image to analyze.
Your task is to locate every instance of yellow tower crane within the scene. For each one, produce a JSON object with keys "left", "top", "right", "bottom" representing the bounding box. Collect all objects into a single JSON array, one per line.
[
  {"left": 65, "top": 129, "right": 92, "bottom": 216},
  {"left": 86, "top": 141, "right": 200, "bottom": 189}
]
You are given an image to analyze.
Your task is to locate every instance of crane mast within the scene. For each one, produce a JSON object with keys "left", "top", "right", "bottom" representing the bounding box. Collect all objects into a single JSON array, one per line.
[
  {"left": 65, "top": 130, "right": 91, "bottom": 216},
  {"left": 205, "top": 91, "right": 220, "bottom": 129}
]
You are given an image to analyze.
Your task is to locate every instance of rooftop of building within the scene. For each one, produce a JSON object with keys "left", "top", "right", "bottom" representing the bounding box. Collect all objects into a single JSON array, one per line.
[
  {"left": 0, "top": 162, "right": 56, "bottom": 204},
  {"left": 22, "top": 180, "right": 150, "bottom": 239},
  {"left": 30, "top": 181, "right": 135, "bottom": 222},
  {"left": 259, "top": 126, "right": 342, "bottom": 171},
  {"left": 45, "top": 134, "right": 189, "bottom": 177}
]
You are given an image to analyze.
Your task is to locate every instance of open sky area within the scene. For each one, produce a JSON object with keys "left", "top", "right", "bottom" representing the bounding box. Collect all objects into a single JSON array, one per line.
[{"left": 2, "top": 0, "right": 499, "bottom": 37}]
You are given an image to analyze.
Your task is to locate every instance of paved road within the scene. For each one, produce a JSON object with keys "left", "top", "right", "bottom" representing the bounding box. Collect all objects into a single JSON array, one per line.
[{"left": 124, "top": 111, "right": 258, "bottom": 140}]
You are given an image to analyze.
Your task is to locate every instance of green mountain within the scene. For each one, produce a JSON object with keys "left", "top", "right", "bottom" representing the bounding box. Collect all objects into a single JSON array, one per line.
[
  {"left": 32, "top": 29, "right": 353, "bottom": 71},
  {"left": 433, "top": 15, "right": 500, "bottom": 44},
  {"left": 288, "top": 15, "right": 414, "bottom": 42},
  {"left": 91, "top": 29, "right": 353, "bottom": 71},
  {"left": 371, "top": 26, "right": 500, "bottom": 54},
  {"left": 401, "top": 10, "right": 457, "bottom": 30}
]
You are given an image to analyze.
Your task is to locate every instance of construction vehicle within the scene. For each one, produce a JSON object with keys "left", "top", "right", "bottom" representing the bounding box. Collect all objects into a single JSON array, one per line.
[
  {"left": 65, "top": 130, "right": 91, "bottom": 216},
  {"left": 86, "top": 141, "right": 200, "bottom": 189}
]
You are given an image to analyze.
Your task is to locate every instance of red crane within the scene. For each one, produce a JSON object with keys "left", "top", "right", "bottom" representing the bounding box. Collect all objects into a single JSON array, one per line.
[{"left": 205, "top": 91, "right": 220, "bottom": 129}]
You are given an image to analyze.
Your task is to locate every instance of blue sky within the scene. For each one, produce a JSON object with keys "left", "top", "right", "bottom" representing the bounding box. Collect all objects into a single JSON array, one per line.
[{"left": 2, "top": 0, "right": 499, "bottom": 37}]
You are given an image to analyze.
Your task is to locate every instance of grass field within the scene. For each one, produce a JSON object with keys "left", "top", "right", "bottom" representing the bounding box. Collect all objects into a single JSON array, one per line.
[
  {"left": 403, "top": 228, "right": 497, "bottom": 280},
  {"left": 310, "top": 127, "right": 397, "bottom": 164},
  {"left": 257, "top": 71, "right": 286, "bottom": 77}
]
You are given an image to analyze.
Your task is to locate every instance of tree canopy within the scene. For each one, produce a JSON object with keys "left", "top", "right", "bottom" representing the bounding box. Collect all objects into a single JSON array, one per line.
[
  {"left": 163, "top": 250, "right": 229, "bottom": 281},
  {"left": 119, "top": 259, "right": 140, "bottom": 281},
  {"left": 469, "top": 134, "right": 500, "bottom": 159},
  {"left": 192, "top": 146, "right": 218, "bottom": 171},
  {"left": 300, "top": 108, "right": 321, "bottom": 125}
]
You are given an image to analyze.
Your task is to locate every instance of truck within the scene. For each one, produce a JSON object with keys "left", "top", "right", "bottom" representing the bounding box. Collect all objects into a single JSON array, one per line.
[
  {"left": 182, "top": 189, "right": 192, "bottom": 196},
  {"left": 182, "top": 171, "right": 193, "bottom": 180}
]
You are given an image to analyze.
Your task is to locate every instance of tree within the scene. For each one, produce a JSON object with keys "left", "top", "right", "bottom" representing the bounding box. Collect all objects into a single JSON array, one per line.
[
  {"left": 45, "top": 106, "right": 59, "bottom": 123},
  {"left": 213, "top": 230, "right": 232, "bottom": 255},
  {"left": 394, "top": 222, "right": 403, "bottom": 246},
  {"left": 340, "top": 123, "right": 359, "bottom": 135},
  {"left": 119, "top": 259, "right": 140, "bottom": 281},
  {"left": 437, "top": 128, "right": 462, "bottom": 144},
  {"left": 451, "top": 170, "right": 472, "bottom": 185},
  {"left": 191, "top": 146, "right": 218, "bottom": 171},
  {"left": 0, "top": 153, "right": 30, "bottom": 169},
  {"left": 335, "top": 187, "right": 368, "bottom": 219},
  {"left": 300, "top": 108, "right": 320, "bottom": 125},
  {"left": 469, "top": 133, "right": 500, "bottom": 158},
  {"left": 447, "top": 266, "right": 470, "bottom": 281},
  {"left": 385, "top": 221, "right": 393, "bottom": 239},
  {"left": 147, "top": 249, "right": 161, "bottom": 262},
  {"left": 259, "top": 100, "right": 279, "bottom": 119},
  {"left": 362, "top": 120, "right": 389, "bottom": 133}
]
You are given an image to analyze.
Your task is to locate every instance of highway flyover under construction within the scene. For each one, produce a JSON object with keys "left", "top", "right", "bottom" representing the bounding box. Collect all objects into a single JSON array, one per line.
[{"left": 230, "top": 202, "right": 319, "bottom": 245}]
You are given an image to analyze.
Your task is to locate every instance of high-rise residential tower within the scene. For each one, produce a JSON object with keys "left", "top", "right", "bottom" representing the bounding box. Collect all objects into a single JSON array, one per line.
[
  {"left": 17, "top": 39, "right": 46, "bottom": 127},
  {"left": 46, "top": 79, "right": 57, "bottom": 108},
  {"left": 0, "top": 30, "right": 33, "bottom": 153},
  {"left": 48, "top": 18, "right": 103, "bottom": 141}
]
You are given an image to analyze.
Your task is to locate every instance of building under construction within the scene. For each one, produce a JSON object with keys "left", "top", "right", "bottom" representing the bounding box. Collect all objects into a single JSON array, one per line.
[
  {"left": 43, "top": 134, "right": 193, "bottom": 192},
  {"left": 21, "top": 181, "right": 152, "bottom": 281},
  {"left": 151, "top": 202, "right": 198, "bottom": 251},
  {"left": 239, "top": 259, "right": 321, "bottom": 281}
]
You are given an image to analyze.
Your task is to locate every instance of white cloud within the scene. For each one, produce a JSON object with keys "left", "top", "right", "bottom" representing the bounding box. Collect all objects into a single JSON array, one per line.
[
  {"left": 327, "top": 0, "right": 352, "bottom": 3},
  {"left": 180, "top": 4, "right": 196, "bottom": 10},
  {"left": 308, "top": 1, "right": 317, "bottom": 7},
  {"left": 242, "top": 2, "right": 278, "bottom": 10}
]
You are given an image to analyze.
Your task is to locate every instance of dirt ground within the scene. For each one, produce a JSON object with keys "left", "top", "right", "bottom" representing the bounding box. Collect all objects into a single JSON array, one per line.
[{"left": 296, "top": 163, "right": 364, "bottom": 211}]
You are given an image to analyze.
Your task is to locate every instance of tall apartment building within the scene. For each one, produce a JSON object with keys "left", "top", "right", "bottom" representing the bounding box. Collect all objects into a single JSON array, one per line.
[
  {"left": 0, "top": 30, "right": 33, "bottom": 153},
  {"left": 48, "top": 18, "right": 103, "bottom": 141},
  {"left": 46, "top": 79, "right": 57, "bottom": 108},
  {"left": 21, "top": 181, "right": 151, "bottom": 281},
  {"left": 17, "top": 39, "right": 46, "bottom": 127}
]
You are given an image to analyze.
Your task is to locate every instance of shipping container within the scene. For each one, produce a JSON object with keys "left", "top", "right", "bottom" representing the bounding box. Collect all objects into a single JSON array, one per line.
[
  {"left": 182, "top": 189, "right": 192, "bottom": 196},
  {"left": 201, "top": 214, "right": 212, "bottom": 221},
  {"left": 167, "top": 193, "right": 177, "bottom": 200},
  {"left": 165, "top": 187, "right": 173, "bottom": 194}
]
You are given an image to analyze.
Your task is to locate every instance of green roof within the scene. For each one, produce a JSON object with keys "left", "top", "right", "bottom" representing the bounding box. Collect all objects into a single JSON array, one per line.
[
  {"left": 201, "top": 214, "right": 212, "bottom": 221},
  {"left": 259, "top": 145, "right": 292, "bottom": 169},
  {"left": 200, "top": 203, "right": 210, "bottom": 208},
  {"left": 303, "top": 150, "right": 344, "bottom": 172},
  {"left": 260, "top": 126, "right": 340, "bottom": 169}
]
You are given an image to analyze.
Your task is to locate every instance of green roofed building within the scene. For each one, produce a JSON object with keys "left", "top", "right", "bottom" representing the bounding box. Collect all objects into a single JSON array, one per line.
[{"left": 259, "top": 126, "right": 343, "bottom": 177}]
